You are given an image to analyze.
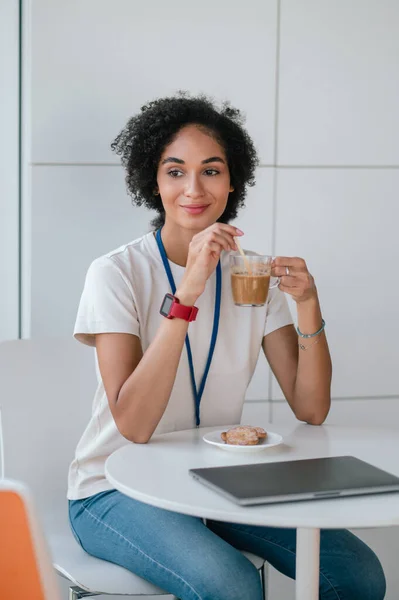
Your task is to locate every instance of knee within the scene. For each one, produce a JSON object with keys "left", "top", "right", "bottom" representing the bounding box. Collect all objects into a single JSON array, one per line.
[
  {"left": 200, "top": 558, "right": 263, "bottom": 600},
  {"left": 348, "top": 548, "right": 386, "bottom": 600},
  {"left": 331, "top": 546, "right": 386, "bottom": 600}
]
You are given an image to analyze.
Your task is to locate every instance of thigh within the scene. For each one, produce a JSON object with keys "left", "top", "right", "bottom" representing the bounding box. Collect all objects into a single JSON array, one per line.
[
  {"left": 207, "top": 521, "right": 386, "bottom": 600},
  {"left": 69, "top": 491, "right": 263, "bottom": 600}
]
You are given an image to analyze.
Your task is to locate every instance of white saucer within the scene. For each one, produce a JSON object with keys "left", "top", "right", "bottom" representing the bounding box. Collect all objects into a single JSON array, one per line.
[{"left": 203, "top": 428, "right": 283, "bottom": 453}]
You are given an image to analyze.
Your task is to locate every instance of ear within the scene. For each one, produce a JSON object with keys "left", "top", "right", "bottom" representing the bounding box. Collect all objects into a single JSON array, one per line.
[
  {"left": 229, "top": 185, "right": 234, "bottom": 193},
  {"left": 154, "top": 188, "right": 160, "bottom": 196}
]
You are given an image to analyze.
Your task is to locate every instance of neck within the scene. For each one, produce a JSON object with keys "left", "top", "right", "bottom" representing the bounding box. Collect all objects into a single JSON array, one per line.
[{"left": 159, "top": 220, "right": 200, "bottom": 267}]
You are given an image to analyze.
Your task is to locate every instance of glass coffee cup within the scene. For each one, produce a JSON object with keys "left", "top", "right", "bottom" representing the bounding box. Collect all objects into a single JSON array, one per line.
[{"left": 230, "top": 254, "right": 280, "bottom": 307}]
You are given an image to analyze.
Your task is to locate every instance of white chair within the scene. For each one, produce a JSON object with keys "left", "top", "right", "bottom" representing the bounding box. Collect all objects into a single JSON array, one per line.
[
  {"left": 0, "top": 478, "right": 62, "bottom": 600},
  {"left": 0, "top": 338, "right": 267, "bottom": 599}
]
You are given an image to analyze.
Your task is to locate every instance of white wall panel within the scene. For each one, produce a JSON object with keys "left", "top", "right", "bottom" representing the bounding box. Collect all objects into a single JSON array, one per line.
[
  {"left": 278, "top": 0, "right": 399, "bottom": 166},
  {"left": 272, "top": 169, "right": 399, "bottom": 399},
  {"left": 232, "top": 168, "right": 274, "bottom": 255},
  {"left": 29, "top": 165, "right": 150, "bottom": 336},
  {"left": 0, "top": 0, "right": 20, "bottom": 341},
  {"left": 31, "top": 0, "right": 277, "bottom": 165}
]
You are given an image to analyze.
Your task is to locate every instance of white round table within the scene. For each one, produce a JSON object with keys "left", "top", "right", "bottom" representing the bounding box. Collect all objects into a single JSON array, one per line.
[{"left": 105, "top": 421, "right": 399, "bottom": 600}]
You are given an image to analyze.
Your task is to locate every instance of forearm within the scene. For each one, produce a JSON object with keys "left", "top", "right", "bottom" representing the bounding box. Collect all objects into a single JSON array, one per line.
[
  {"left": 115, "top": 289, "right": 196, "bottom": 443},
  {"left": 292, "top": 295, "right": 332, "bottom": 424}
]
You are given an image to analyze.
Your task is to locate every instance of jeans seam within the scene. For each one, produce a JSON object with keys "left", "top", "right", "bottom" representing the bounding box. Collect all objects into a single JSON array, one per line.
[
  {"left": 217, "top": 524, "right": 342, "bottom": 600},
  {"left": 68, "top": 507, "right": 83, "bottom": 546},
  {"left": 81, "top": 504, "right": 202, "bottom": 600}
]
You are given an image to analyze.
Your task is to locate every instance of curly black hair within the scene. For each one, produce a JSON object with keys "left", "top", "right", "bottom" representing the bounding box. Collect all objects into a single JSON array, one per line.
[{"left": 111, "top": 93, "right": 259, "bottom": 229}]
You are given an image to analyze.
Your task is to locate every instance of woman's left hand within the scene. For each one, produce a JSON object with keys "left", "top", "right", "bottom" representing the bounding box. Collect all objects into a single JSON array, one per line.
[{"left": 272, "top": 257, "right": 317, "bottom": 304}]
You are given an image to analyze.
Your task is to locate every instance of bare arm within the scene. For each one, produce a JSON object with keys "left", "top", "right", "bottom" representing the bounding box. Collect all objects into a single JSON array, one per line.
[
  {"left": 96, "top": 315, "right": 189, "bottom": 444},
  {"left": 262, "top": 300, "right": 331, "bottom": 425},
  {"left": 95, "top": 224, "right": 241, "bottom": 443},
  {"left": 264, "top": 257, "right": 332, "bottom": 425}
]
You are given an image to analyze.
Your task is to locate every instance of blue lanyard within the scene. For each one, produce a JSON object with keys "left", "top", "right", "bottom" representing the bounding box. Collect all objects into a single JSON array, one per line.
[{"left": 155, "top": 229, "right": 222, "bottom": 426}]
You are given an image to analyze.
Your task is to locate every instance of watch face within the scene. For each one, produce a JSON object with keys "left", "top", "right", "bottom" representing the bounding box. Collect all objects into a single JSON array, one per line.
[{"left": 160, "top": 294, "right": 174, "bottom": 317}]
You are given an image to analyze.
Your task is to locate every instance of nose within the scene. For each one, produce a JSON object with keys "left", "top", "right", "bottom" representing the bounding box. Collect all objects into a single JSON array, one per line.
[{"left": 184, "top": 174, "right": 205, "bottom": 199}]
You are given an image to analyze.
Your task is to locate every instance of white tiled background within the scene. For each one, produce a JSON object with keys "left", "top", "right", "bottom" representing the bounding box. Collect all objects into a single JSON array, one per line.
[{"left": 2, "top": 0, "right": 399, "bottom": 598}]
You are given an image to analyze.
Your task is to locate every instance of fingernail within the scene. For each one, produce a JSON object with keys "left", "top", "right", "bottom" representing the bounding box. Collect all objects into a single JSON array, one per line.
[{"left": 235, "top": 228, "right": 244, "bottom": 235}]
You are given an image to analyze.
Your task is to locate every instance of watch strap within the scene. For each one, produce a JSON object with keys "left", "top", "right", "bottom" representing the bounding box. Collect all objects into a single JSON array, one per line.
[{"left": 170, "top": 299, "right": 198, "bottom": 322}]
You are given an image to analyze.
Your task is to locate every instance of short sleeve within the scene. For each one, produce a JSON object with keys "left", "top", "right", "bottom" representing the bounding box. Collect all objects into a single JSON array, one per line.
[
  {"left": 73, "top": 257, "right": 140, "bottom": 346},
  {"left": 264, "top": 287, "right": 294, "bottom": 337}
]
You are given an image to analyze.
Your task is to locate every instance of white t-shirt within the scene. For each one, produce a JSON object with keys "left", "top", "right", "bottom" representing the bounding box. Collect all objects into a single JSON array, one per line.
[{"left": 68, "top": 231, "right": 293, "bottom": 500}]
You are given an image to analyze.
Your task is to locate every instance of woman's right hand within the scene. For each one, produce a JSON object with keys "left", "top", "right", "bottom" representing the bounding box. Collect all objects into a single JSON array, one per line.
[{"left": 176, "top": 223, "right": 244, "bottom": 305}]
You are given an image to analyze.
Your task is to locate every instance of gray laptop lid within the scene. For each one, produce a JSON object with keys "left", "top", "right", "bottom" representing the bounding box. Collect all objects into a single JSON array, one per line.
[{"left": 189, "top": 456, "right": 399, "bottom": 506}]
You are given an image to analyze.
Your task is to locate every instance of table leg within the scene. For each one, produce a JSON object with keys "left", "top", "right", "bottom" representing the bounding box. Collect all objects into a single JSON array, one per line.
[{"left": 295, "top": 528, "right": 320, "bottom": 600}]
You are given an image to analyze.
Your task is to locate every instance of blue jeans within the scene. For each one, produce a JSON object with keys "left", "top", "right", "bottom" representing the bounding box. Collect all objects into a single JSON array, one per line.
[{"left": 69, "top": 490, "right": 386, "bottom": 600}]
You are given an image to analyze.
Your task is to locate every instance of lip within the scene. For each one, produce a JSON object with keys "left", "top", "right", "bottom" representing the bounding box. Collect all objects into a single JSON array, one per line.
[{"left": 180, "top": 204, "right": 210, "bottom": 215}]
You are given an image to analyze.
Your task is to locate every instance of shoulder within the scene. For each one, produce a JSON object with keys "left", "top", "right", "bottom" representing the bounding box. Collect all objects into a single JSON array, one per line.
[
  {"left": 86, "top": 232, "right": 155, "bottom": 285},
  {"left": 105, "top": 232, "right": 154, "bottom": 270}
]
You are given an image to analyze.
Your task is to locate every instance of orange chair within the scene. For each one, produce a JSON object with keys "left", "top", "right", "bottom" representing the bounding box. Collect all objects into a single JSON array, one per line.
[{"left": 0, "top": 478, "right": 61, "bottom": 600}]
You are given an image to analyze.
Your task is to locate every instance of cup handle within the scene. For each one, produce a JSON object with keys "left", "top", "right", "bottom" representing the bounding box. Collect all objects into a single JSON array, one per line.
[{"left": 269, "top": 277, "right": 280, "bottom": 289}]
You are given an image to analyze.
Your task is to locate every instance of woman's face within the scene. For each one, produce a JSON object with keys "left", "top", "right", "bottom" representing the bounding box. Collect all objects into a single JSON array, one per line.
[{"left": 156, "top": 124, "right": 233, "bottom": 231}]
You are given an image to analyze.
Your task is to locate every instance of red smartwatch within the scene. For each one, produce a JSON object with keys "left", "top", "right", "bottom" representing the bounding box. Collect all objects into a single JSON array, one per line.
[{"left": 160, "top": 293, "right": 198, "bottom": 322}]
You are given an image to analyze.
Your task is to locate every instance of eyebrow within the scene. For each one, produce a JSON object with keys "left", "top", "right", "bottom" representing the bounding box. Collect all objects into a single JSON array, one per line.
[{"left": 161, "top": 156, "right": 226, "bottom": 165}]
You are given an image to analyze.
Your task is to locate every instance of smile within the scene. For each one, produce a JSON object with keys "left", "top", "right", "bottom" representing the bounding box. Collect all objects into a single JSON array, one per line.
[{"left": 180, "top": 204, "right": 210, "bottom": 215}]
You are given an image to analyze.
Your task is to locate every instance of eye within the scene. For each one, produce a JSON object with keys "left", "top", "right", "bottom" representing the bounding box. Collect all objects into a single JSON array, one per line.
[
  {"left": 204, "top": 169, "right": 219, "bottom": 176},
  {"left": 168, "top": 169, "right": 183, "bottom": 178}
]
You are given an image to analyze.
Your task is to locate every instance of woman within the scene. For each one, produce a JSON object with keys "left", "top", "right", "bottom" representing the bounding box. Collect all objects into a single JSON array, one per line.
[{"left": 68, "top": 95, "right": 386, "bottom": 600}]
